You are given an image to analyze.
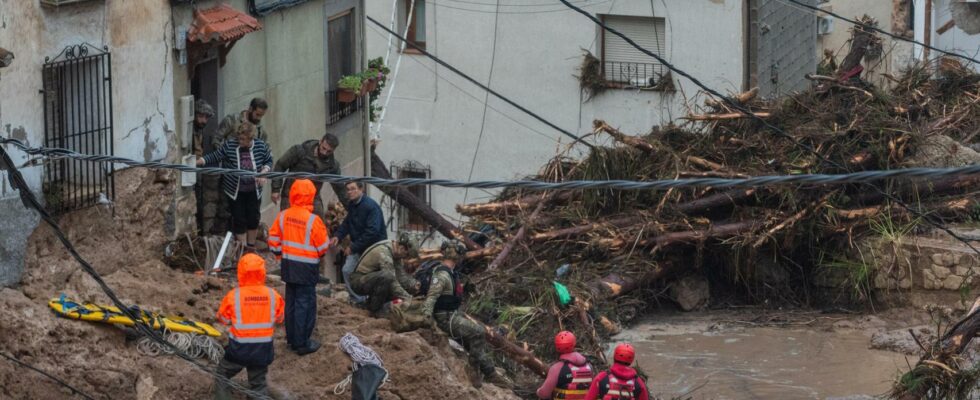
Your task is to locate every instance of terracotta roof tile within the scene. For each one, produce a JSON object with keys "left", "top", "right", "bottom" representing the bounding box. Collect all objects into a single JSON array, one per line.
[{"left": 188, "top": 4, "right": 262, "bottom": 44}]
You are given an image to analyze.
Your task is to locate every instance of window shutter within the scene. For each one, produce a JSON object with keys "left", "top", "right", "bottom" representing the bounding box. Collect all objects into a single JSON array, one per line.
[{"left": 603, "top": 15, "right": 666, "bottom": 83}]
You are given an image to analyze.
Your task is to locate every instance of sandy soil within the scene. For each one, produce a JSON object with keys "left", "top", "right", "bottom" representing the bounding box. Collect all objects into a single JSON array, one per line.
[{"left": 0, "top": 168, "right": 516, "bottom": 400}]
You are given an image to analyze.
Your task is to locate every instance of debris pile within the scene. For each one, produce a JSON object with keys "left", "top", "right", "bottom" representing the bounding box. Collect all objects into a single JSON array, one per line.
[{"left": 453, "top": 57, "right": 980, "bottom": 367}]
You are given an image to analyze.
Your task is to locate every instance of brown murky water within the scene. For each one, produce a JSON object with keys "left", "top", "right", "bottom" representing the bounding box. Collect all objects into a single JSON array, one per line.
[{"left": 614, "top": 313, "right": 909, "bottom": 399}]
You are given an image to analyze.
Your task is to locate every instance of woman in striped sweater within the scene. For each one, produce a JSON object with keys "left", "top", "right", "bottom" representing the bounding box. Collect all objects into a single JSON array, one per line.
[{"left": 198, "top": 121, "right": 273, "bottom": 251}]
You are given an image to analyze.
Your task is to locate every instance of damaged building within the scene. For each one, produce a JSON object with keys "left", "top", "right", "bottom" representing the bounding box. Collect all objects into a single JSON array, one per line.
[{"left": 0, "top": 0, "right": 369, "bottom": 287}]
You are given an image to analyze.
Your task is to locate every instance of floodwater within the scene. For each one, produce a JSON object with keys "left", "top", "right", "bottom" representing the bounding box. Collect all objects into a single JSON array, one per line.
[{"left": 614, "top": 313, "right": 910, "bottom": 399}]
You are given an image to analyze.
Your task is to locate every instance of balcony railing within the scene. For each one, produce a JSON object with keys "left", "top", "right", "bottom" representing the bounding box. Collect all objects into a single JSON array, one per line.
[
  {"left": 326, "top": 89, "right": 363, "bottom": 126},
  {"left": 604, "top": 61, "right": 665, "bottom": 87}
]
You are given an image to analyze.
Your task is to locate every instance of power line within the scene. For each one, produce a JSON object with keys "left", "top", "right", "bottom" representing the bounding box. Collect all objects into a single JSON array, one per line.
[
  {"left": 464, "top": 0, "right": 501, "bottom": 204},
  {"left": 8, "top": 139, "right": 980, "bottom": 191},
  {"left": 366, "top": 23, "right": 560, "bottom": 143},
  {"left": 430, "top": 0, "right": 613, "bottom": 14},
  {"left": 555, "top": 0, "right": 980, "bottom": 262},
  {"left": 0, "top": 145, "right": 271, "bottom": 400},
  {"left": 0, "top": 351, "right": 96, "bottom": 400},
  {"left": 365, "top": 15, "right": 594, "bottom": 148},
  {"left": 776, "top": 0, "right": 980, "bottom": 65}
]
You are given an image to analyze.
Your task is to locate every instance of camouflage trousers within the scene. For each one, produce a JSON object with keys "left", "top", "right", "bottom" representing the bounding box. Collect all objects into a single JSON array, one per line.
[
  {"left": 350, "top": 269, "right": 412, "bottom": 313},
  {"left": 434, "top": 310, "right": 494, "bottom": 375}
]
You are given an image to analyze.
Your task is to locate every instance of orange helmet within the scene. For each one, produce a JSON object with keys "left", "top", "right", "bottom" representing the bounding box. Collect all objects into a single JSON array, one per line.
[
  {"left": 613, "top": 343, "right": 635, "bottom": 365},
  {"left": 554, "top": 331, "right": 576, "bottom": 354}
]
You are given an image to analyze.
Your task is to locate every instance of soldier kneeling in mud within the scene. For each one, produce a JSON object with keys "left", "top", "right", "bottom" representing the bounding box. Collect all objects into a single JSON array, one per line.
[{"left": 419, "top": 240, "right": 513, "bottom": 388}]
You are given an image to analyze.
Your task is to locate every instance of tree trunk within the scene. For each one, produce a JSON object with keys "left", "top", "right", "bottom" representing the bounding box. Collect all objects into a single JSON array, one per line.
[
  {"left": 684, "top": 112, "right": 771, "bottom": 121},
  {"left": 596, "top": 220, "right": 760, "bottom": 250},
  {"left": 847, "top": 176, "right": 980, "bottom": 206},
  {"left": 895, "top": 297, "right": 980, "bottom": 400},
  {"left": 487, "top": 200, "right": 547, "bottom": 270},
  {"left": 371, "top": 150, "right": 482, "bottom": 250},
  {"left": 673, "top": 188, "right": 759, "bottom": 215},
  {"left": 456, "top": 192, "right": 570, "bottom": 216},
  {"left": 463, "top": 314, "right": 549, "bottom": 377}
]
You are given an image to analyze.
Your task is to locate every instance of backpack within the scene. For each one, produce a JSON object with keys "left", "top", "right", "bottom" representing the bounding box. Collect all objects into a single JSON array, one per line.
[{"left": 414, "top": 261, "right": 463, "bottom": 297}]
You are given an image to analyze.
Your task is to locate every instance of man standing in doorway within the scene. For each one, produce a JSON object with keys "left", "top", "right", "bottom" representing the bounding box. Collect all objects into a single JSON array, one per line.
[
  {"left": 270, "top": 132, "right": 347, "bottom": 216},
  {"left": 192, "top": 99, "right": 215, "bottom": 157},
  {"left": 331, "top": 182, "right": 386, "bottom": 303},
  {"left": 219, "top": 97, "right": 269, "bottom": 142}
]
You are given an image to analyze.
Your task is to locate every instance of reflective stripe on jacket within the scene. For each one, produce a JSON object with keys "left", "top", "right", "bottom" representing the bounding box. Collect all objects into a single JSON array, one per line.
[
  {"left": 268, "top": 179, "right": 329, "bottom": 285},
  {"left": 216, "top": 253, "right": 284, "bottom": 366}
]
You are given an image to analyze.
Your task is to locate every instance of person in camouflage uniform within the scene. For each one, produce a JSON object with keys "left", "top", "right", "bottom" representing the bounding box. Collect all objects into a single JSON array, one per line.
[
  {"left": 270, "top": 132, "right": 347, "bottom": 216},
  {"left": 348, "top": 233, "right": 418, "bottom": 313},
  {"left": 192, "top": 99, "right": 215, "bottom": 157},
  {"left": 422, "top": 240, "right": 512, "bottom": 388},
  {"left": 218, "top": 97, "right": 269, "bottom": 143}
]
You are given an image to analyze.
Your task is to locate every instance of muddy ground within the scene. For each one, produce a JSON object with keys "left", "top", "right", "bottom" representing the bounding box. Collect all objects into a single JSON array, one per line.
[
  {"left": 0, "top": 168, "right": 963, "bottom": 400},
  {"left": 0, "top": 169, "right": 515, "bottom": 400}
]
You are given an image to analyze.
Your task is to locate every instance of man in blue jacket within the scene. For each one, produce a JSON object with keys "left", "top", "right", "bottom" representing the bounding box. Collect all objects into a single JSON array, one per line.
[{"left": 330, "top": 181, "right": 387, "bottom": 303}]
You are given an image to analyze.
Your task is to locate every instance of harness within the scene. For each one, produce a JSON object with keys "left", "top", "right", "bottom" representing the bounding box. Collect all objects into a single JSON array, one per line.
[
  {"left": 433, "top": 266, "right": 463, "bottom": 312},
  {"left": 601, "top": 373, "right": 636, "bottom": 400},
  {"left": 552, "top": 361, "right": 594, "bottom": 400}
]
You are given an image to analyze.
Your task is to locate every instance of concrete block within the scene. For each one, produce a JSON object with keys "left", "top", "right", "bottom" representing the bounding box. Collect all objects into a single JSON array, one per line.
[
  {"left": 0, "top": 197, "right": 41, "bottom": 287},
  {"left": 899, "top": 277, "right": 912, "bottom": 290},
  {"left": 932, "top": 253, "right": 945, "bottom": 267},
  {"left": 943, "top": 253, "right": 958, "bottom": 268},
  {"left": 955, "top": 266, "right": 970, "bottom": 277},
  {"left": 934, "top": 266, "right": 952, "bottom": 279}
]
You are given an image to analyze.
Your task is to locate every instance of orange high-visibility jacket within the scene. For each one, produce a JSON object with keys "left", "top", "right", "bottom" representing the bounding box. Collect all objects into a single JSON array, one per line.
[
  {"left": 217, "top": 254, "right": 284, "bottom": 365},
  {"left": 268, "top": 179, "right": 330, "bottom": 285}
]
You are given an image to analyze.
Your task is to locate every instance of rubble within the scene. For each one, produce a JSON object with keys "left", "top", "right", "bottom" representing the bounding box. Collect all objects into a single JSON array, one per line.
[{"left": 0, "top": 168, "right": 516, "bottom": 400}]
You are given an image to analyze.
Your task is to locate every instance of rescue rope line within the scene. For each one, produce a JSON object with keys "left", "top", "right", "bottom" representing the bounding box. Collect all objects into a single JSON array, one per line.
[
  {"left": 333, "top": 333, "right": 390, "bottom": 395},
  {"left": 136, "top": 328, "right": 224, "bottom": 365},
  {"left": 6, "top": 138, "right": 980, "bottom": 191},
  {"left": 0, "top": 351, "right": 97, "bottom": 400},
  {"left": 0, "top": 144, "right": 272, "bottom": 400}
]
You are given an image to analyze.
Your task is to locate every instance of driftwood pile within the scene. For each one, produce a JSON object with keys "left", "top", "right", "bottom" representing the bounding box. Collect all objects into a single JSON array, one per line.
[{"left": 441, "top": 54, "right": 980, "bottom": 375}]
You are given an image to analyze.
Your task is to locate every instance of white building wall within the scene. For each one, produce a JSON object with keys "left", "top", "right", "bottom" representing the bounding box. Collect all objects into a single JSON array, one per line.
[
  {"left": 366, "top": 0, "right": 745, "bottom": 236},
  {"left": 0, "top": 0, "right": 176, "bottom": 286}
]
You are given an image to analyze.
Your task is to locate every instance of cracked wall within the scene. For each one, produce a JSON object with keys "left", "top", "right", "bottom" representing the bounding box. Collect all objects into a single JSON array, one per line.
[{"left": 0, "top": 0, "right": 178, "bottom": 286}]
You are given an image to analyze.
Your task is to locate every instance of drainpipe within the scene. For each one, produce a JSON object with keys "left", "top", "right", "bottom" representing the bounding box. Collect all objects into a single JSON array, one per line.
[
  {"left": 923, "top": 0, "right": 932, "bottom": 61},
  {"left": 360, "top": 0, "right": 372, "bottom": 183}
]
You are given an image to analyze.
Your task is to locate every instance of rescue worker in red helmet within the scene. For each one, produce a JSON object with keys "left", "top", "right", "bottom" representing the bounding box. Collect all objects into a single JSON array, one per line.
[
  {"left": 214, "top": 253, "right": 285, "bottom": 399},
  {"left": 584, "top": 343, "right": 650, "bottom": 400},
  {"left": 536, "top": 331, "right": 595, "bottom": 399}
]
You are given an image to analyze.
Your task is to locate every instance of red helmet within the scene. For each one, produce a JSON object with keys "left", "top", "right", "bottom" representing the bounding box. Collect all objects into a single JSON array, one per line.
[
  {"left": 554, "top": 331, "right": 576, "bottom": 354},
  {"left": 613, "top": 343, "right": 635, "bottom": 365}
]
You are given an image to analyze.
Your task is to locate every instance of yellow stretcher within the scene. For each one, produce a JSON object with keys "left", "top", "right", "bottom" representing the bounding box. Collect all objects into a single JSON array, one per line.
[{"left": 48, "top": 295, "right": 221, "bottom": 337}]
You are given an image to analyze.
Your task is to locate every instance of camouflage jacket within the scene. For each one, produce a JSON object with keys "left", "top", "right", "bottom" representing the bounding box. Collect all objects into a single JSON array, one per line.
[
  {"left": 421, "top": 269, "right": 455, "bottom": 317},
  {"left": 271, "top": 140, "right": 346, "bottom": 204},
  {"left": 217, "top": 110, "right": 267, "bottom": 143}
]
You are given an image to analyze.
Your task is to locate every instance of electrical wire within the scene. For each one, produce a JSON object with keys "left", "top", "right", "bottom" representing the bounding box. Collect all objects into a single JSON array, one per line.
[
  {"left": 556, "top": 0, "right": 980, "bottom": 267},
  {"left": 365, "top": 15, "right": 594, "bottom": 148},
  {"left": 463, "top": 0, "right": 501, "bottom": 205},
  {"left": 429, "top": 0, "right": 613, "bottom": 14},
  {"left": 0, "top": 351, "right": 97, "bottom": 400},
  {"left": 775, "top": 0, "right": 980, "bottom": 65},
  {"left": 366, "top": 24, "right": 560, "bottom": 143},
  {"left": 0, "top": 144, "right": 271, "bottom": 400},
  {"left": 9, "top": 138, "right": 980, "bottom": 191}
]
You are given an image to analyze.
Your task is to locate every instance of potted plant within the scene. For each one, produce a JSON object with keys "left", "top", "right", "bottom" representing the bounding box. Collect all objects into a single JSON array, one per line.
[
  {"left": 337, "top": 75, "right": 362, "bottom": 103},
  {"left": 361, "top": 69, "right": 379, "bottom": 95}
]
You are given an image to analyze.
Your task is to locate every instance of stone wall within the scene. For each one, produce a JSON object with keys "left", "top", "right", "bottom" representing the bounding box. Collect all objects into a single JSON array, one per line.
[{"left": 814, "top": 232, "right": 980, "bottom": 309}]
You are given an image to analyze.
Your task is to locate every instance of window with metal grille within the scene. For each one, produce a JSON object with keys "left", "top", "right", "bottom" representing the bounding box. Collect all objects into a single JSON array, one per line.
[
  {"left": 326, "top": 10, "right": 362, "bottom": 125},
  {"left": 600, "top": 15, "right": 666, "bottom": 87},
  {"left": 41, "top": 44, "right": 114, "bottom": 214},
  {"left": 392, "top": 161, "right": 431, "bottom": 232}
]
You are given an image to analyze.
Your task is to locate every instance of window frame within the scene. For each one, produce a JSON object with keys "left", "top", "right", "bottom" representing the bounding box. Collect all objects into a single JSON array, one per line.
[
  {"left": 392, "top": 161, "right": 432, "bottom": 232},
  {"left": 599, "top": 14, "right": 668, "bottom": 89},
  {"left": 403, "top": 0, "right": 426, "bottom": 52}
]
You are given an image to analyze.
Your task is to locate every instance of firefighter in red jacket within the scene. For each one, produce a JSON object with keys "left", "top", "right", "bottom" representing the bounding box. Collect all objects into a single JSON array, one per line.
[
  {"left": 537, "top": 331, "right": 595, "bottom": 399},
  {"left": 584, "top": 343, "right": 650, "bottom": 400},
  {"left": 214, "top": 253, "right": 285, "bottom": 399},
  {"left": 267, "top": 178, "right": 330, "bottom": 355}
]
